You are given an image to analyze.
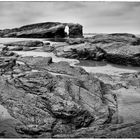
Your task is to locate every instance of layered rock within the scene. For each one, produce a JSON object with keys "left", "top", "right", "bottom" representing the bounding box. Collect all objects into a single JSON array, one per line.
[
  {"left": 105, "top": 44, "right": 140, "bottom": 66},
  {"left": 0, "top": 22, "right": 83, "bottom": 38},
  {"left": 55, "top": 33, "right": 140, "bottom": 66},
  {"left": 85, "top": 33, "right": 140, "bottom": 45},
  {"left": 1, "top": 42, "right": 140, "bottom": 138},
  {"left": 0, "top": 52, "right": 116, "bottom": 138},
  {"left": 53, "top": 121, "right": 140, "bottom": 138},
  {"left": 4, "top": 40, "right": 44, "bottom": 51},
  {"left": 55, "top": 43, "right": 106, "bottom": 61}
]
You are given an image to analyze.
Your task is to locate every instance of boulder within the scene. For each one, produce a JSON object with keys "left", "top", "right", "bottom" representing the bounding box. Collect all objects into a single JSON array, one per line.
[
  {"left": 55, "top": 33, "right": 140, "bottom": 66},
  {"left": 5, "top": 40, "right": 44, "bottom": 47},
  {"left": 4, "top": 40, "right": 44, "bottom": 51},
  {"left": 0, "top": 53, "right": 117, "bottom": 138},
  {"left": 42, "top": 45, "right": 55, "bottom": 52},
  {"left": 0, "top": 46, "right": 19, "bottom": 57},
  {"left": 55, "top": 43, "right": 106, "bottom": 61},
  {"left": 66, "top": 38, "right": 85, "bottom": 45},
  {"left": 67, "top": 23, "right": 83, "bottom": 38},
  {"left": 105, "top": 45, "right": 140, "bottom": 66}
]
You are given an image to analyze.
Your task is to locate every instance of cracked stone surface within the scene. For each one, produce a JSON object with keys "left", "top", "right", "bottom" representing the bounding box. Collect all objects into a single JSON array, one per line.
[{"left": 0, "top": 50, "right": 117, "bottom": 138}]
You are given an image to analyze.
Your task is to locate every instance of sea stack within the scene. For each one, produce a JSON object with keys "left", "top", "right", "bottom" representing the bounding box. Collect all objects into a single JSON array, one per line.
[{"left": 0, "top": 22, "right": 83, "bottom": 38}]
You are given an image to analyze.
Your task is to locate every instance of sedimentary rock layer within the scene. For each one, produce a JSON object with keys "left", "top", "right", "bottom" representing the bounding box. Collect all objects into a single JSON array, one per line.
[
  {"left": 0, "top": 50, "right": 116, "bottom": 138},
  {"left": 0, "top": 22, "right": 83, "bottom": 38},
  {"left": 56, "top": 33, "right": 140, "bottom": 66}
]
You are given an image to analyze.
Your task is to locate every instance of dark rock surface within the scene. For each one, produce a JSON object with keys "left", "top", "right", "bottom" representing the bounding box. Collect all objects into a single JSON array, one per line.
[
  {"left": 105, "top": 45, "right": 140, "bottom": 66},
  {"left": 66, "top": 38, "right": 85, "bottom": 45},
  {"left": 5, "top": 40, "right": 44, "bottom": 47},
  {"left": 55, "top": 42, "right": 106, "bottom": 61},
  {"left": 86, "top": 33, "right": 140, "bottom": 45},
  {"left": 0, "top": 51, "right": 117, "bottom": 138},
  {"left": 55, "top": 33, "right": 140, "bottom": 66},
  {"left": 0, "top": 22, "right": 83, "bottom": 38},
  {"left": 53, "top": 122, "right": 140, "bottom": 138},
  {"left": 4, "top": 40, "right": 44, "bottom": 51},
  {"left": 0, "top": 45, "right": 140, "bottom": 137}
]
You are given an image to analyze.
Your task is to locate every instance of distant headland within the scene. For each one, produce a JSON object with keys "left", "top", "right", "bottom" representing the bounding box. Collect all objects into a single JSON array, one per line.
[{"left": 0, "top": 22, "right": 83, "bottom": 38}]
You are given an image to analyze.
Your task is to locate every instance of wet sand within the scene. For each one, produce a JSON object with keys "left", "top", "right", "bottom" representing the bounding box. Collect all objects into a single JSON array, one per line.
[
  {"left": 0, "top": 105, "right": 12, "bottom": 120},
  {"left": 13, "top": 50, "right": 139, "bottom": 76},
  {"left": 116, "top": 88, "right": 140, "bottom": 123}
]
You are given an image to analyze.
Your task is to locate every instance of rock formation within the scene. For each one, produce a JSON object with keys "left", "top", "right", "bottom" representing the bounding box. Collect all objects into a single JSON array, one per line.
[
  {"left": 4, "top": 40, "right": 44, "bottom": 51},
  {"left": 0, "top": 48, "right": 118, "bottom": 138},
  {"left": 0, "top": 22, "right": 83, "bottom": 38},
  {"left": 55, "top": 33, "right": 140, "bottom": 66},
  {"left": 0, "top": 38, "right": 140, "bottom": 137}
]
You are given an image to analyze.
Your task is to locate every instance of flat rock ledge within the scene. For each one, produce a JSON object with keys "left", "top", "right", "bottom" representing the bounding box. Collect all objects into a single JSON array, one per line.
[{"left": 55, "top": 33, "right": 140, "bottom": 66}]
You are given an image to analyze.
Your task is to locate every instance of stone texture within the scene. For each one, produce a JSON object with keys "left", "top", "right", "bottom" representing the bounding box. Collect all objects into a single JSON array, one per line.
[
  {"left": 0, "top": 51, "right": 116, "bottom": 138},
  {"left": 55, "top": 42, "right": 106, "bottom": 61},
  {"left": 86, "top": 33, "right": 140, "bottom": 45},
  {"left": 55, "top": 33, "right": 140, "bottom": 66},
  {"left": 0, "top": 22, "right": 83, "bottom": 38},
  {"left": 53, "top": 122, "right": 140, "bottom": 138},
  {"left": 4, "top": 40, "right": 44, "bottom": 51}
]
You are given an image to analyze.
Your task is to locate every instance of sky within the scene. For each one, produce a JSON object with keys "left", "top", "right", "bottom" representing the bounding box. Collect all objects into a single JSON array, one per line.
[{"left": 0, "top": 1, "right": 140, "bottom": 34}]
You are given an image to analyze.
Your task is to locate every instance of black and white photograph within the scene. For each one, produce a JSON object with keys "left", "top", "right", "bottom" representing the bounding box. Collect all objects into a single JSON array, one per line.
[{"left": 0, "top": 0, "right": 140, "bottom": 138}]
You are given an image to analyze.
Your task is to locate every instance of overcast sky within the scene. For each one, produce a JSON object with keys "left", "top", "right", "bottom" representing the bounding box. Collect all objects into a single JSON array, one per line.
[{"left": 0, "top": 1, "right": 140, "bottom": 34}]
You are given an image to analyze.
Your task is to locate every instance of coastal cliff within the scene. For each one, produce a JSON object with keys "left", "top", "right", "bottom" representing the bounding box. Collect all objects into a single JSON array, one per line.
[{"left": 0, "top": 22, "right": 83, "bottom": 38}]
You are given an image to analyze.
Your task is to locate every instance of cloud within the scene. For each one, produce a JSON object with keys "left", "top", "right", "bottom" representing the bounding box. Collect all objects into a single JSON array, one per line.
[
  {"left": 55, "top": 1, "right": 86, "bottom": 11},
  {"left": 0, "top": 1, "right": 140, "bottom": 34}
]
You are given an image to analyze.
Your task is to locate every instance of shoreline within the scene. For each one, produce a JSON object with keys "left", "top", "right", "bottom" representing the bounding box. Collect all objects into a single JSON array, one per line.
[{"left": 0, "top": 37, "right": 140, "bottom": 138}]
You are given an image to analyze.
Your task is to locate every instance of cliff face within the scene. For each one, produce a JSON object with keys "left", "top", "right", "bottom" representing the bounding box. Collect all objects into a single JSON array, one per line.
[{"left": 0, "top": 22, "right": 83, "bottom": 38}]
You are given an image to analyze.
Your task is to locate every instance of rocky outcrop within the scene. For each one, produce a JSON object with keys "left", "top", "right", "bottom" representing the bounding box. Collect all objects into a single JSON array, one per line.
[
  {"left": 0, "top": 22, "right": 83, "bottom": 38},
  {"left": 4, "top": 40, "right": 44, "bottom": 51},
  {"left": 5, "top": 40, "right": 44, "bottom": 47},
  {"left": 55, "top": 33, "right": 140, "bottom": 66},
  {"left": 55, "top": 43, "right": 106, "bottom": 61},
  {"left": 86, "top": 33, "right": 140, "bottom": 45},
  {"left": 105, "top": 45, "right": 140, "bottom": 66},
  {"left": 1, "top": 44, "right": 140, "bottom": 138},
  {"left": 53, "top": 122, "right": 140, "bottom": 138},
  {"left": 66, "top": 38, "right": 85, "bottom": 45},
  {"left": 67, "top": 23, "right": 83, "bottom": 38},
  {"left": 0, "top": 51, "right": 117, "bottom": 138}
]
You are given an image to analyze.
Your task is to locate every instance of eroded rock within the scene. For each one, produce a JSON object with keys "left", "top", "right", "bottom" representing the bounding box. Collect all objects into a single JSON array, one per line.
[
  {"left": 55, "top": 33, "right": 140, "bottom": 66},
  {"left": 4, "top": 40, "right": 44, "bottom": 51},
  {"left": 0, "top": 53, "right": 117, "bottom": 138},
  {"left": 0, "top": 22, "right": 83, "bottom": 38}
]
